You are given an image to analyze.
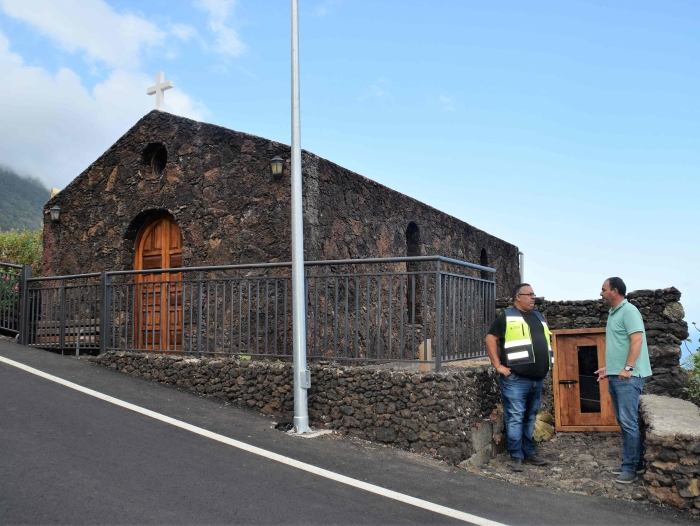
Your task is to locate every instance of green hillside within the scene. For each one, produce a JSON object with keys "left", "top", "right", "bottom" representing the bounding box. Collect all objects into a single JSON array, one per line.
[{"left": 0, "top": 166, "right": 49, "bottom": 232}]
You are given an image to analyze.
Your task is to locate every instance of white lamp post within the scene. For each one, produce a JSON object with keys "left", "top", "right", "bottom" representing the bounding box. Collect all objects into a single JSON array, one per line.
[{"left": 290, "top": 0, "right": 311, "bottom": 434}]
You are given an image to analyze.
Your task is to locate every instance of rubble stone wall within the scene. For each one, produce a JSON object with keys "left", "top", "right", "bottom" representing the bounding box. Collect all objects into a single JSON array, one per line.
[
  {"left": 497, "top": 287, "right": 688, "bottom": 399},
  {"left": 89, "top": 351, "right": 502, "bottom": 465},
  {"left": 640, "top": 395, "right": 700, "bottom": 513}
]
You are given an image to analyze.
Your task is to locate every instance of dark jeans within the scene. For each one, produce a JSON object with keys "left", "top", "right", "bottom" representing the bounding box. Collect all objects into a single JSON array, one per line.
[
  {"left": 499, "top": 373, "right": 543, "bottom": 459},
  {"left": 608, "top": 376, "right": 646, "bottom": 473}
]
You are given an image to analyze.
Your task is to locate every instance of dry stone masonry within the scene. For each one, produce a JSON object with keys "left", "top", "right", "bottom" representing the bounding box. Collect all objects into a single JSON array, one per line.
[
  {"left": 639, "top": 394, "right": 700, "bottom": 513},
  {"left": 497, "top": 287, "right": 688, "bottom": 399},
  {"left": 89, "top": 352, "right": 502, "bottom": 465}
]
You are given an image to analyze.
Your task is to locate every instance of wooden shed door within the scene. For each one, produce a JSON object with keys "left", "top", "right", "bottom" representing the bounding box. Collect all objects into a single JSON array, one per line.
[
  {"left": 135, "top": 216, "right": 183, "bottom": 351},
  {"left": 552, "top": 329, "right": 620, "bottom": 432}
]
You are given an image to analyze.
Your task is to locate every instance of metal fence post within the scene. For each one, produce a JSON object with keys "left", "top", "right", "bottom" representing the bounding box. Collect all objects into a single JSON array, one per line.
[
  {"left": 434, "top": 260, "right": 442, "bottom": 372},
  {"left": 18, "top": 265, "right": 32, "bottom": 345},
  {"left": 196, "top": 271, "right": 203, "bottom": 358},
  {"left": 99, "top": 272, "right": 111, "bottom": 355},
  {"left": 59, "top": 278, "right": 66, "bottom": 354}
]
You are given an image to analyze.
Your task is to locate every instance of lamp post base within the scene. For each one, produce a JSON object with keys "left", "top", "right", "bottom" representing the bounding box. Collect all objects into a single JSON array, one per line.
[{"left": 290, "top": 416, "right": 312, "bottom": 435}]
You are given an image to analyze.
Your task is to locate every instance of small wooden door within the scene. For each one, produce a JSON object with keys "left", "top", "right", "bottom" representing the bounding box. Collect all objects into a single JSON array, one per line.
[
  {"left": 552, "top": 328, "right": 620, "bottom": 432},
  {"left": 135, "top": 215, "right": 183, "bottom": 351}
]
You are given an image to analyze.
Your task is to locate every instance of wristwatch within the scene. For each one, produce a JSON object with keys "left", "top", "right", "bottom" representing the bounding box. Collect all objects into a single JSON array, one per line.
[{"left": 624, "top": 364, "right": 634, "bottom": 372}]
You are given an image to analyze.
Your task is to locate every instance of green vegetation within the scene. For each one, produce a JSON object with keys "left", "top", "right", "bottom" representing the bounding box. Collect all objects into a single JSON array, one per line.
[
  {"left": 0, "top": 165, "right": 50, "bottom": 232},
  {"left": 0, "top": 272, "right": 20, "bottom": 323},
  {"left": 0, "top": 229, "right": 43, "bottom": 274},
  {"left": 0, "top": 228, "right": 41, "bottom": 323},
  {"left": 683, "top": 322, "right": 700, "bottom": 406}
]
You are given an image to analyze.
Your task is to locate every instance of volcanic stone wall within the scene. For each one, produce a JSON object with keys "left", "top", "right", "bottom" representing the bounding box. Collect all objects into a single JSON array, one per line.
[
  {"left": 639, "top": 394, "right": 700, "bottom": 512},
  {"left": 90, "top": 352, "right": 502, "bottom": 464},
  {"left": 42, "top": 110, "right": 519, "bottom": 297},
  {"left": 497, "top": 287, "right": 688, "bottom": 399}
]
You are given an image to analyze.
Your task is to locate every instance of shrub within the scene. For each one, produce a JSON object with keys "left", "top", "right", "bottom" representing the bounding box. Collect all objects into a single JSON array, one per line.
[
  {"left": 683, "top": 322, "right": 700, "bottom": 406},
  {"left": 0, "top": 271, "right": 20, "bottom": 314},
  {"left": 0, "top": 228, "right": 42, "bottom": 275}
]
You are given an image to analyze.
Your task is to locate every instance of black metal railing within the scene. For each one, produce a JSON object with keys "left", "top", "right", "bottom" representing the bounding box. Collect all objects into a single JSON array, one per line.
[
  {"left": 23, "top": 273, "right": 102, "bottom": 354},
  {"left": 0, "top": 262, "right": 25, "bottom": 335},
  {"left": 3, "top": 256, "right": 496, "bottom": 369}
]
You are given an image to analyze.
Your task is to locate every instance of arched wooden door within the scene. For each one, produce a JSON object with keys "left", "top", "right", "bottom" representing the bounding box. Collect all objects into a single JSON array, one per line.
[{"left": 135, "top": 215, "right": 183, "bottom": 351}]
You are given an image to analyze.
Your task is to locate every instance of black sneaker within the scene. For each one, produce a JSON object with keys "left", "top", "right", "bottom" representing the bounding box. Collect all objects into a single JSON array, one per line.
[
  {"left": 524, "top": 455, "right": 549, "bottom": 466},
  {"left": 611, "top": 466, "right": 646, "bottom": 475},
  {"left": 510, "top": 457, "right": 524, "bottom": 472},
  {"left": 614, "top": 471, "right": 638, "bottom": 484}
]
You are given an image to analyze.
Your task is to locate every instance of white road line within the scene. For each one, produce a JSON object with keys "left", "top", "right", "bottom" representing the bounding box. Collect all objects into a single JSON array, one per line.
[{"left": 0, "top": 355, "right": 507, "bottom": 526}]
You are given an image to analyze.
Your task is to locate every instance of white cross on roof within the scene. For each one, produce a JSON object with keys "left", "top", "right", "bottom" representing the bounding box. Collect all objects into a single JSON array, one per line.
[{"left": 147, "top": 71, "right": 173, "bottom": 111}]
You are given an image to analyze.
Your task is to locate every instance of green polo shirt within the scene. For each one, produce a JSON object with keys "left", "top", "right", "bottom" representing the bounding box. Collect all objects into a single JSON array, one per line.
[{"left": 605, "top": 299, "right": 652, "bottom": 378}]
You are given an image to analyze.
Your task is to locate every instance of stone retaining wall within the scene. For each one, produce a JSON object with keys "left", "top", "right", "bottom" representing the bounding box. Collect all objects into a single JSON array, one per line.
[
  {"left": 497, "top": 287, "right": 688, "bottom": 398},
  {"left": 640, "top": 394, "right": 700, "bottom": 513},
  {"left": 89, "top": 352, "right": 503, "bottom": 464}
]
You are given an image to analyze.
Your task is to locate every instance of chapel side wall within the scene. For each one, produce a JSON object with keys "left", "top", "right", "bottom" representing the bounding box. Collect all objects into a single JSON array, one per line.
[
  {"left": 311, "top": 156, "right": 521, "bottom": 298},
  {"left": 496, "top": 288, "right": 688, "bottom": 406}
]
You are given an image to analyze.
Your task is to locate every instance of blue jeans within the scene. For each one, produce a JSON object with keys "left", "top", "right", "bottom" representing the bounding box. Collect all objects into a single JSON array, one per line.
[
  {"left": 499, "top": 373, "right": 543, "bottom": 459},
  {"left": 608, "top": 376, "right": 646, "bottom": 473}
]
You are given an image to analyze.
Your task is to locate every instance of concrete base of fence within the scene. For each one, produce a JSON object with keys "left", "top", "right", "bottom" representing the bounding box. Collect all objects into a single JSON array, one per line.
[{"left": 89, "top": 351, "right": 503, "bottom": 465}]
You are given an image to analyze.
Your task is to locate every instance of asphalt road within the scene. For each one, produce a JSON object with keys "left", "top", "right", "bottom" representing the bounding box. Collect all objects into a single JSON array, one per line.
[{"left": 0, "top": 339, "right": 694, "bottom": 526}]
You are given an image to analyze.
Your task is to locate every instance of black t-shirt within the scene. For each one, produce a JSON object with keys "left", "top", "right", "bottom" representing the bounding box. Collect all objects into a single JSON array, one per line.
[{"left": 488, "top": 310, "right": 550, "bottom": 380}]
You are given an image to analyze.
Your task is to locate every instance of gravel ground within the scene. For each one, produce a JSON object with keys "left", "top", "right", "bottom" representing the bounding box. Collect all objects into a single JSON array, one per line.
[{"left": 462, "top": 432, "right": 652, "bottom": 502}]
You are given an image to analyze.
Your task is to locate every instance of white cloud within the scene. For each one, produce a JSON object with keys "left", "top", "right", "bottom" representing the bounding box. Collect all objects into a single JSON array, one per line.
[
  {"left": 0, "top": 30, "right": 208, "bottom": 189},
  {"left": 171, "top": 23, "right": 199, "bottom": 42},
  {"left": 358, "top": 76, "right": 392, "bottom": 102},
  {"left": 0, "top": 0, "right": 223, "bottom": 189},
  {"left": 439, "top": 94, "right": 456, "bottom": 112},
  {"left": 0, "top": 0, "right": 166, "bottom": 69},
  {"left": 312, "top": 0, "right": 341, "bottom": 17},
  {"left": 196, "top": 0, "right": 246, "bottom": 57}
]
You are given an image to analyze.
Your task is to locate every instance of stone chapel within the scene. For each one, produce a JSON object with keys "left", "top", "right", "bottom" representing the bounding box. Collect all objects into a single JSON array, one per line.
[{"left": 42, "top": 110, "right": 520, "bottom": 295}]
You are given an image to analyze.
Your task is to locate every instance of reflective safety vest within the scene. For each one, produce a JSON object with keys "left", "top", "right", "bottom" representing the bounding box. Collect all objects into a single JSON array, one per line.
[{"left": 502, "top": 308, "right": 553, "bottom": 368}]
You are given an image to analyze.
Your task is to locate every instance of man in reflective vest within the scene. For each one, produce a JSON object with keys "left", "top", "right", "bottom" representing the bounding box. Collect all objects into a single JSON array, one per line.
[{"left": 485, "top": 283, "right": 552, "bottom": 472}]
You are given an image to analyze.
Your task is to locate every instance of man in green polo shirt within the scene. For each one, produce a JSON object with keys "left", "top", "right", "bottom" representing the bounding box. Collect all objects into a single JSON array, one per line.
[{"left": 595, "top": 277, "right": 652, "bottom": 484}]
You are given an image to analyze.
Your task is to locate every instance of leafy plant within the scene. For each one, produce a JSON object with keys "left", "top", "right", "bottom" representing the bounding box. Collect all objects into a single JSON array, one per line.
[
  {"left": 683, "top": 322, "right": 700, "bottom": 406},
  {"left": 0, "top": 228, "right": 43, "bottom": 275},
  {"left": 0, "top": 272, "right": 20, "bottom": 316}
]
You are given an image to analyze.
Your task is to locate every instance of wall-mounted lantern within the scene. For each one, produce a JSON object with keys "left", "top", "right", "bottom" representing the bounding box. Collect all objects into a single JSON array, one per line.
[
  {"left": 270, "top": 156, "right": 285, "bottom": 178},
  {"left": 49, "top": 205, "right": 61, "bottom": 223}
]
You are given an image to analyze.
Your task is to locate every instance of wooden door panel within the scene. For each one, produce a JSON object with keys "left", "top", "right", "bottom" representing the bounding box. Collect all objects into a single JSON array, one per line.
[
  {"left": 557, "top": 336, "right": 580, "bottom": 426},
  {"left": 135, "top": 216, "right": 184, "bottom": 351},
  {"left": 553, "top": 329, "right": 620, "bottom": 432},
  {"left": 142, "top": 255, "right": 163, "bottom": 270}
]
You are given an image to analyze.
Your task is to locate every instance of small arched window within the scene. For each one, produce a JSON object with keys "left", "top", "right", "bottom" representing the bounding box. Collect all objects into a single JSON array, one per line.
[
  {"left": 480, "top": 248, "right": 489, "bottom": 280},
  {"left": 142, "top": 142, "right": 168, "bottom": 176}
]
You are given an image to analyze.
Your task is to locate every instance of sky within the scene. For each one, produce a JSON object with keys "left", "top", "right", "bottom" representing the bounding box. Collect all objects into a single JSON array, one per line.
[{"left": 0, "top": 0, "right": 698, "bottom": 354}]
